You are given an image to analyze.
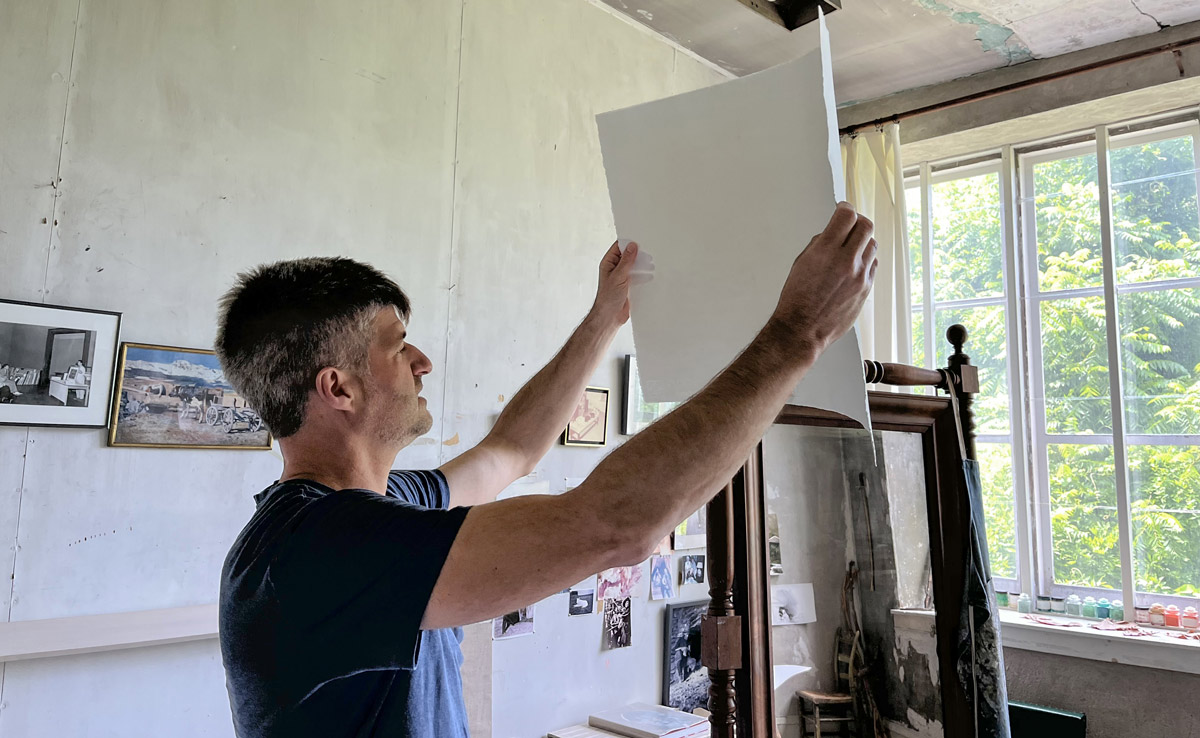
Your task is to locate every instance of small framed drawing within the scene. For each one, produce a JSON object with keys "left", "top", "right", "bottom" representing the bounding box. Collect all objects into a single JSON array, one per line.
[
  {"left": 563, "top": 385, "right": 609, "bottom": 447},
  {"left": 622, "top": 355, "right": 679, "bottom": 435},
  {"left": 108, "top": 343, "right": 273, "bottom": 450},
  {"left": 0, "top": 298, "right": 121, "bottom": 428},
  {"left": 662, "top": 600, "right": 708, "bottom": 713}
]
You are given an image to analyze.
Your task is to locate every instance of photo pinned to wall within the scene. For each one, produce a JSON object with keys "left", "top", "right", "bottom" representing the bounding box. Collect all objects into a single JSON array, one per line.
[
  {"left": 767, "top": 512, "right": 784, "bottom": 576},
  {"left": 770, "top": 583, "right": 816, "bottom": 626},
  {"left": 621, "top": 355, "right": 679, "bottom": 435},
  {"left": 680, "top": 555, "right": 705, "bottom": 585},
  {"left": 492, "top": 606, "right": 535, "bottom": 640},
  {"left": 662, "top": 600, "right": 708, "bottom": 713},
  {"left": 0, "top": 299, "right": 121, "bottom": 428},
  {"left": 563, "top": 386, "right": 609, "bottom": 447},
  {"left": 568, "top": 587, "right": 595, "bottom": 616},
  {"left": 649, "top": 555, "right": 675, "bottom": 600},
  {"left": 597, "top": 565, "right": 643, "bottom": 600},
  {"left": 672, "top": 505, "right": 706, "bottom": 550},
  {"left": 602, "top": 596, "right": 632, "bottom": 649},
  {"left": 108, "top": 343, "right": 272, "bottom": 449}
]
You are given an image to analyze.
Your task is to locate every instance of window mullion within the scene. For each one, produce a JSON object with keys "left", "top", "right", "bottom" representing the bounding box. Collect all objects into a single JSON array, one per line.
[
  {"left": 1096, "top": 125, "right": 1137, "bottom": 610},
  {"left": 1001, "top": 144, "right": 1036, "bottom": 597},
  {"left": 920, "top": 162, "right": 935, "bottom": 368}
]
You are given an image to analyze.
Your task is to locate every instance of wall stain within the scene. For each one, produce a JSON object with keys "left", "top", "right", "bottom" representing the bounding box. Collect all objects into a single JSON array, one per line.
[{"left": 443, "top": 432, "right": 460, "bottom": 446}]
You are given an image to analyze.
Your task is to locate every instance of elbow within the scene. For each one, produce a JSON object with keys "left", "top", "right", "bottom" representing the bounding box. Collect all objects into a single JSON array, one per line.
[{"left": 600, "top": 519, "right": 660, "bottom": 569}]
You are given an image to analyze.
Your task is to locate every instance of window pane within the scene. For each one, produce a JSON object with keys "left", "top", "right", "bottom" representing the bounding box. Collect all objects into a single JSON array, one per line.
[
  {"left": 912, "top": 308, "right": 926, "bottom": 369},
  {"left": 1032, "top": 151, "right": 1102, "bottom": 292},
  {"left": 979, "top": 442, "right": 1017, "bottom": 579},
  {"left": 1119, "top": 288, "right": 1200, "bottom": 435},
  {"left": 1110, "top": 135, "right": 1200, "bottom": 284},
  {"left": 906, "top": 185, "right": 923, "bottom": 290},
  {"left": 931, "top": 171, "right": 1003, "bottom": 301},
  {"left": 935, "top": 307, "right": 1009, "bottom": 433},
  {"left": 1040, "top": 296, "right": 1112, "bottom": 434},
  {"left": 1047, "top": 443, "right": 1121, "bottom": 591},
  {"left": 1128, "top": 444, "right": 1200, "bottom": 599}
]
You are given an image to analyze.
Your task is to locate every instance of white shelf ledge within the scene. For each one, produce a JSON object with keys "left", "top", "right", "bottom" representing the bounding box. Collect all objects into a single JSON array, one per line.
[{"left": 0, "top": 604, "right": 218, "bottom": 663}]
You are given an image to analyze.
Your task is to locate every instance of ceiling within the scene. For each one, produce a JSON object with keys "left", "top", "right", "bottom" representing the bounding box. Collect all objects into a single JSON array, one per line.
[{"left": 594, "top": 0, "right": 1200, "bottom": 104}]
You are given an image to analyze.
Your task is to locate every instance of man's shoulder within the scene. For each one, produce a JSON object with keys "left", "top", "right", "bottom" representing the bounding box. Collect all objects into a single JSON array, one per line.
[{"left": 386, "top": 469, "right": 449, "bottom": 509}]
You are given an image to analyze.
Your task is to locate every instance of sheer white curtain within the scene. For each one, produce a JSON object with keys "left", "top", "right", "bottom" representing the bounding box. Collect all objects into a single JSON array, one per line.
[{"left": 841, "top": 122, "right": 913, "bottom": 367}]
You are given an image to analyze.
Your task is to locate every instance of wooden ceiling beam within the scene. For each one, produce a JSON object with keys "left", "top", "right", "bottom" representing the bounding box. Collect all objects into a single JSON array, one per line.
[{"left": 735, "top": 0, "right": 842, "bottom": 31}]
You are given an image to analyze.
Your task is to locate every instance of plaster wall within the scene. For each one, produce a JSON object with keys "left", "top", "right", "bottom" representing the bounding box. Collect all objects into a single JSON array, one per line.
[{"left": 0, "top": 0, "right": 723, "bottom": 736}]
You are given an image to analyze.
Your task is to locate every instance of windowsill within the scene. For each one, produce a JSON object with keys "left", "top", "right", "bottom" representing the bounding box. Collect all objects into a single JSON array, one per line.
[
  {"left": 889, "top": 608, "right": 1200, "bottom": 675},
  {"left": 997, "top": 609, "right": 1199, "bottom": 675}
]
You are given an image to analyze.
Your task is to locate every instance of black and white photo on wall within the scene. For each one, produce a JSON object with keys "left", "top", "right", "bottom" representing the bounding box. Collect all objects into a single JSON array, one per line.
[
  {"left": 0, "top": 298, "right": 121, "bottom": 428},
  {"left": 602, "top": 596, "right": 632, "bottom": 649},
  {"left": 662, "top": 600, "right": 708, "bottom": 713}
]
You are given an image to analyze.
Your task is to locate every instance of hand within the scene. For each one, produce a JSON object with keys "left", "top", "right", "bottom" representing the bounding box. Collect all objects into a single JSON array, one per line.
[
  {"left": 591, "top": 240, "right": 639, "bottom": 327},
  {"left": 770, "top": 202, "right": 877, "bottom": 353}
]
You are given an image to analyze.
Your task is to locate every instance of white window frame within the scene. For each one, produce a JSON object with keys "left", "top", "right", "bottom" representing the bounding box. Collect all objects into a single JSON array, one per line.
[{"left": 906, "top": 110, "right": 1200, "bottom": 613}]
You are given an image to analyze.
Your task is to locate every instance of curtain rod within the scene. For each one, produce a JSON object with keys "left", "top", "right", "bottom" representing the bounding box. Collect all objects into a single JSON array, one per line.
[{"left": 839, "top": 33, "right": 1200, "bottom": 136}]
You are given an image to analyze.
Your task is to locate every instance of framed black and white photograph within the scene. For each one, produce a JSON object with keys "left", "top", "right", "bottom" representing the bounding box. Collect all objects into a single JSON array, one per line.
[
  {"left": 108, "top": 343, "right": 273, "bottom": 450},
  {"left": 568, "top": 587, "right": 595, "bottom": 616},
  {"left": 680, "top": 555, "right": 705, "bottom": 585},
  {"left": 0, "top": 299, "right": 121, "bottom": 428},
  {"left": 622, "top": 355, "right": 679, "bottom": 435},
  {"left": 662, "top": 600, "right": 708, "bottom": 713}
]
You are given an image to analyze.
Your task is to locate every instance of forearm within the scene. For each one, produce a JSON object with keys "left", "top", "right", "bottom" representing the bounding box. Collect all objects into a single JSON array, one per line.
[
  {"left": 571, "top": 319, "right": 819, "bottom": 559},
  {"left": 485, "top": 310, "right": 620, "bottom": 467}
]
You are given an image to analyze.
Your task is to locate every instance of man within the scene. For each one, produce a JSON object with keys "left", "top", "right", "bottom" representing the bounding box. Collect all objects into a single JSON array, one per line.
[{"left": 217, "top": 203, "right": 876, "bottom": 737}]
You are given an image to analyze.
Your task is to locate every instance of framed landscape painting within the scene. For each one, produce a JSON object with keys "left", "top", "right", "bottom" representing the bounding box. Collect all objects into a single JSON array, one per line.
[
  {"left": 0, "top": 298, "right": 121, "bottom": 428},
  {"left": 108, "top": 342, "right": 272, "bottom": 450}
]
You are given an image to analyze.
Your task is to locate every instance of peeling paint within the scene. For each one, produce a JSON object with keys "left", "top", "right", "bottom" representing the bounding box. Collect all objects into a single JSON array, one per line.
[
  {"left": 911, "top": 0, "right": 1034, "bottom": 64},
  {"left": 442, "top": 432, "right": 460, "bottom": 446}
]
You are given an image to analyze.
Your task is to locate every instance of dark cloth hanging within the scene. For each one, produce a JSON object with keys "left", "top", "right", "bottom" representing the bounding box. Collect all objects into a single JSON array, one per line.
[{"left": 956, "top": 459, "right": 1012, "bottom": 738}]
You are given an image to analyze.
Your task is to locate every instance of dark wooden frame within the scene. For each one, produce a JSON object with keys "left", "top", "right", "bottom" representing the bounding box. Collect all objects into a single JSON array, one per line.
[{"left": 702, "top": 327, "right": 979, "bottom": 737}]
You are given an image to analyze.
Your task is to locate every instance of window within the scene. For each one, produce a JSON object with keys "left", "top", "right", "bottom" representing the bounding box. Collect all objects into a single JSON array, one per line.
[{"left": 906, "top": 113, "right": 1200, "bottom": 610}]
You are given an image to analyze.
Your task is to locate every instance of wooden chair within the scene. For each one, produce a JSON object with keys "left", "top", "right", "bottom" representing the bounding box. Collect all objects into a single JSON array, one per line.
[{"left": 797, "top": 628, "right": 859, "bottom": 737}]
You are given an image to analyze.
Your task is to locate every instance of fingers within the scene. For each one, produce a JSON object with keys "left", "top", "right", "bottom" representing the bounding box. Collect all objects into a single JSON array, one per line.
[
  {"left": 845, "top": 215, "right": 874, "bottom": 263},
  {"left": 617, "top": 241, "right": 639, "bottom": 276},
  {"left": 862, "top": 237, "right": 878, "bottom": 268},
  {"left": 820, "top": 202, "right": 858, "bottom": 247}
]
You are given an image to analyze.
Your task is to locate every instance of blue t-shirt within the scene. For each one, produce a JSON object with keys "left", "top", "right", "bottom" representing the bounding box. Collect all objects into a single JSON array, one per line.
[{"left": 220, "top": 470, "right": 471, "bottom": 737}]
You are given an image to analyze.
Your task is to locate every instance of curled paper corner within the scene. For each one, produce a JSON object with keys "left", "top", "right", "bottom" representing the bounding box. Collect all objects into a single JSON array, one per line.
[{"left": 618, "top": 238, "right": 656, "bottom": 285}]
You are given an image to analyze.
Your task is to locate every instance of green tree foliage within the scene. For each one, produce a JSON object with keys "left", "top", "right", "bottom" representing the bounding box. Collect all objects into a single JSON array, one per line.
[{"left": 913, "top": 136, "right": 1200, "bottom": 597}]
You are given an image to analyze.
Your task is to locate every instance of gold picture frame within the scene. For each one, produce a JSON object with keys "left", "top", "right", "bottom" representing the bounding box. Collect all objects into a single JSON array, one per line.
[
  {"left": 108, "top": 342, "right": 273, "bottom": 450},
  {"left": 563, "top": 386, "right": 609, "bottom": 447}
]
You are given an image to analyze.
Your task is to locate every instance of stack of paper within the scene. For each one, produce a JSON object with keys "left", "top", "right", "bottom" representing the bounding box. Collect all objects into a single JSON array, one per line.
[{"left": 587, "top": 703, "right": 709, "bottom": 738}]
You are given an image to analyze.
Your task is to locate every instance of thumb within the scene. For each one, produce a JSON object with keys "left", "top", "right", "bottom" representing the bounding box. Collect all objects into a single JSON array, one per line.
[{"left": 616, "top": 241, "right": 639, "bottom": 277}]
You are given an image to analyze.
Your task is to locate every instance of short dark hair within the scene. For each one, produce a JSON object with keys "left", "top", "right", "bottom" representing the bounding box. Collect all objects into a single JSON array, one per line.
[{"left": 215, "top": 257, "right": 410, "bottom": 438}]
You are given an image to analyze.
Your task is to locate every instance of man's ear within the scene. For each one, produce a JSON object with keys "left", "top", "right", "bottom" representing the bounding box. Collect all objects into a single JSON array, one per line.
[{"left": 312, "top": 366, "right": 357, "bottom": 413}]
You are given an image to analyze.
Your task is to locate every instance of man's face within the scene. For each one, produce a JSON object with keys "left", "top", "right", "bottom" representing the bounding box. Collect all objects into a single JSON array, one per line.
[{"left": 363, "top": 306, "right": 433, "bottom": 445}]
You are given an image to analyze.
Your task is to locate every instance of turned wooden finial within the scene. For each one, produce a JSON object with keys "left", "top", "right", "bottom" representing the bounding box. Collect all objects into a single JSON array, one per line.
[{"left": 947, "top": 324, "right": 968, "bottom": 356}]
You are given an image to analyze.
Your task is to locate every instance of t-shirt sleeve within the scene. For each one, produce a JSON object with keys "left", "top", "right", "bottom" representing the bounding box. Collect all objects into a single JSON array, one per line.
[
  {"left": 387, "top": 469, "right": 451, "bottom": 510},
  {"left": 274, "top": 490, "right": 469, "bottom": 675}
]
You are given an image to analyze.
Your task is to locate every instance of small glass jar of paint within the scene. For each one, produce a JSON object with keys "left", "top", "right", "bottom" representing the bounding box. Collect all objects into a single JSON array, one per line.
[
  {"left": 995, "top": 591, "right": 1010, "bottom": 608},
  {"left": 1096, "top": 598, "right": 1111, "bottom": 619},
  {"left": 1051, "top": 596, "right": 1066, "bottom": 614},
  {"left": 1164, "top": 605, "right": 1181, "bottom": 627},
  {"left": 1017, "top": 593, "right": 1033, "bottom": 614},
  {"left": 1181, "top": 607, "right": 1199, "bottom": 629},
  {"left": 1065, "top": 594, "right": 1082, "bottom": 617},
  {"left": 1135, "top": 606, "right": 1151, "bottom": 624},
  {"left": 1082, "top": 596, "right": 1097, "bottom": 619},
  {"left": 1036, "top": 594, "right": 1052, "bottom": 613},
  {"left": 1149, "top": 603, "right": 1166, "bottom": 626},
  {"left": 1110, "top": 600, "right": 1124, "bottom": 621}
]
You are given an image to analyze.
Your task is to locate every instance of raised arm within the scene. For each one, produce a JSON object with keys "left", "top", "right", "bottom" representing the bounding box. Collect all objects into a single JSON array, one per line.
[
  {"left": 439, "top": 242, "right": 638, "bottom": 507},
  {"left": 423, "top": 204, "right": 877, "bottom": 629}
]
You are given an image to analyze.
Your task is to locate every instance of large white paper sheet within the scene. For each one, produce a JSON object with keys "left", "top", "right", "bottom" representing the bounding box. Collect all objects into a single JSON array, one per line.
[{"left": 596, "top": 13, "right": 870, "bottom": 431}]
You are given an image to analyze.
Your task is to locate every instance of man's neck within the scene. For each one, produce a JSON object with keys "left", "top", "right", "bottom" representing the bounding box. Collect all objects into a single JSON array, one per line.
[{"left": 278, "top": 433, "right": 395, "bottom": 495}]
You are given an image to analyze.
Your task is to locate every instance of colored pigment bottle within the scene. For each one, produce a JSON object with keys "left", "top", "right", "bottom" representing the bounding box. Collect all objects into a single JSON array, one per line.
[
  {"left": 1135, "top": 606, "right": 1151, "bottom": 624},
  {"left": 1036, "top": 594, "right": 1052, "bottom": 613},
  {"left": 1082, "top": 596, "right": 1097, "bottom": 619},
  {"left": 995, "top": 591, "right": 1010, "bottom": 608},
  {"left": 1181, "top": 607, "right": 1199, "bottom": 629},
  {"left": 1065, "top": 594, "right": 1082, "bottom": 617},
  {"left": 1096, "top": 598, "right": 1111, "bottom": 619},
  {"left": 1017, "top": 593, "right": 1033, "bottom": 614},
  {"left": 1164, "top": 605, "right": 1181, "bottom": 627},
  {"left": 1051, "top": 596, "right": 1066, "bottom": 614},
  {"left": 1150, "top": 603, "right": 1166, "bottom": 626},
  {"left": 1110, "top": 600, "right": 1124, "bottom": 621}
]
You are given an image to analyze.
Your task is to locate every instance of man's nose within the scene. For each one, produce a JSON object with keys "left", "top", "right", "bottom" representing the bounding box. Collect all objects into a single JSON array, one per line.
[{"left": 410, "top": 344, "right": 433, "bottom": 376}]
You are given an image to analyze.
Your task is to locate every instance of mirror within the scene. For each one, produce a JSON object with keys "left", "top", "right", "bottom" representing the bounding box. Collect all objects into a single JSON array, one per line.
[{"left": 764, "top": 425, "right": 942, "bottom": 738}]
